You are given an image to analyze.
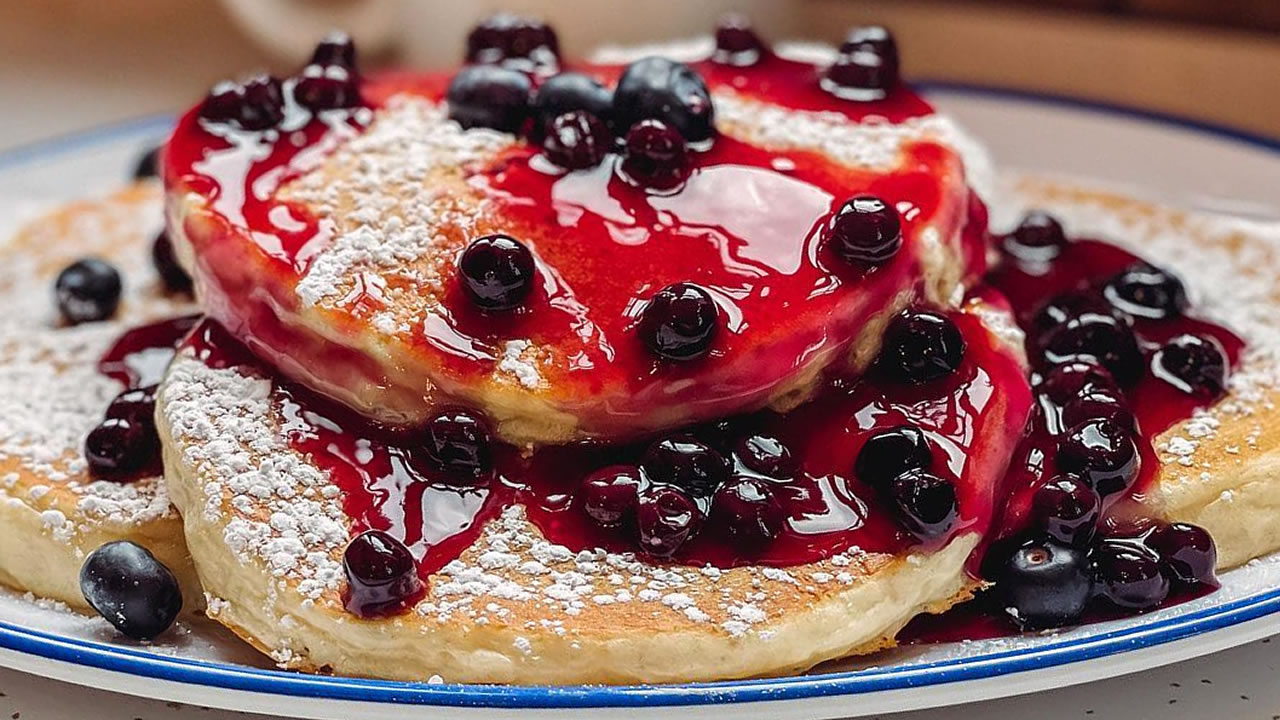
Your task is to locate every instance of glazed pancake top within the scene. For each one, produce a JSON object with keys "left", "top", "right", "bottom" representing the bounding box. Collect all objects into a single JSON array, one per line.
[{"left": 164, "top": 46, "right": 992, "bottom": 443}]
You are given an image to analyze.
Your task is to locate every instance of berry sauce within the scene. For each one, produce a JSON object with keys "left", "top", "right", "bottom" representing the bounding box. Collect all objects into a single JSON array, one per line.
[
  {"left": 99, "top": 315, "right": 202, "bottom": 388},
  {"left": 181, "top": 304, "right": 1030, "bottom": 583}
]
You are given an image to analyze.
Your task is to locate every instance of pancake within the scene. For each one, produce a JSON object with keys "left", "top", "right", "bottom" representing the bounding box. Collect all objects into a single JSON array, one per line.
[
  {"left": 0, "top": 183, "right": 199, "bottom": 610},
  {"left": 157, "top": 295, "right": 1030, "bottom": 684},
  {"left": 163, "top": 45, "right": 993, "bottom": 445},
  {"left": 991, "top": 175, "right": 1280, "bottom": 569}
]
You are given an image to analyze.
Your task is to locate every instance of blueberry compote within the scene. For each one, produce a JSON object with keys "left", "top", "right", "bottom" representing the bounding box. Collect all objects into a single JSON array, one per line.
[{"left": 183, "top": 304, "right": 1030, "bottom": 617}]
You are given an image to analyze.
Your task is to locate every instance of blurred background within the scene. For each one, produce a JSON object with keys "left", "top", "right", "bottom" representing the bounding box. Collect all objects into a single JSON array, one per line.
[{"left": 2, "top": 0, "right": 1277, "bottom": 149}]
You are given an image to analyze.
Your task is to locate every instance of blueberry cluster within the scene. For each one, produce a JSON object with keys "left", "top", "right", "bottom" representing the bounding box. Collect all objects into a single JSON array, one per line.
[{"left": 855, "top": 425, "right": 959, "bottom": 541}]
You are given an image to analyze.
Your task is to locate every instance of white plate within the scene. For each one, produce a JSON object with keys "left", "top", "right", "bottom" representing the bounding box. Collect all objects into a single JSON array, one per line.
[{"left": 0, "top": 85, "right": 1277, "bottom": 720}]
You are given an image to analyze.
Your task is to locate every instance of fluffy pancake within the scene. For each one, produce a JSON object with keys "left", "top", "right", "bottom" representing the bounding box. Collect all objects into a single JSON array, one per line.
[
  {"left": 164, "top": 50, "right": 993, "bottom": 445},
  {"left": 0, "top": 183, "right": 199, "bottom": 610},
  {"left": 157, "top": 296, "right": 1028, "bottom": 684},
  {"left": 994, "top": 175, "right": 1280, "bottom": 569}
]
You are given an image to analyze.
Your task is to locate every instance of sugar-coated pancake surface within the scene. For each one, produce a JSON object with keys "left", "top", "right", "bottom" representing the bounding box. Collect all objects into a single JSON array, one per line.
[
  {"left": 0, "top": 184, "right": 199, "bottom": 609},
  {"left": 158, "top": 296, "right": 1029, "bottom": 684},
  {"left": 164, "top": 45, "right": 993, "bottom": 444}
]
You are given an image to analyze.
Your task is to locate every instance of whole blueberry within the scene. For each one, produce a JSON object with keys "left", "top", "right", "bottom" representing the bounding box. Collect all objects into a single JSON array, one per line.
[
  {"left": 621, "top": 119, "right": 690, "bottom": 189},
  {"left": 637, "top": 282, "right": 719, "bottom": 361},
  {"left": 999, "top": 540, "right": 1092, "bottom": 630},
  {"left": 642, "top": 434, "right": 729, "bottom": 498},
  {"left": 236, "top": 74, "right": 286, "bottom": 131},
  {"left": 446, "top": 65, "right": 532, "bottom": 133},
  {"left": 1037, "top": 361, "right": 1119, "bottom": 406},
  {"left": 1031, "top": 474, "right": 1101, "bottom": 548},
  {"left": 56, "top": 258, "right": 122, "bottom": 324},
  {"left": 713, "top": 476, "right": 786, "bottom": 544},
  {"left": 879, "top": 309, "right": 967, "bottom": 384},
  {"left": 342, "top": 530, "right": 423, "bottom": 617},
  {"left": 854, "top": 424, "right": 933, "bottom": 492},
  {"left": 1029, "top": 290, "right": 1116, "bottom": 346},
  {"left": 459, "top": 234, "right": 536, "bottom": 311},
  {"left": 636, "top": 486, "right": 703, "bottom": 558},
  {"left": 1149, "top": 522, "right": 1217, "bottom": 586},
  {"left": 1061, "top": 387, "right": 1138, "bottom": 434},
  {"left": 733, "top": 433, "right": 799, "bottom": 479},
  {"left": 85, "top": 418, "right": 156, "bottom": 479},
  {"left": 530, "top": 72, "right": 613, "bottom": 136},
  {"left": 542, "top": 111, "right": 612, "bottom": 170},
  {"left": 420, "top": 409, "right": 493, "bottom": 480},
  {"left": 826, "top": 195, "right": 902, "bottom": 267},
  {"left": 1151, "top": 334, "right": 1228, "bottom": 399},
  {"left": 713, "top": 14, "right": 767, "bottom": 66},
  {"left": 1056, "top": 418, "right": 1141, "bottom": 498},
  {"left": 311, "top": 31, "right": 357, "bottom": 68},
  {"left": 1041, "top": 312, "right": 1145, "bottom": 387},
  {"left": 1002, "top": 210, "right": 1068, "bottom": 262},
  {"left": 1102, "top": 262, "right": 1189, "bottom": 320},
  {"left": 821, "top": 26, "right": 900, "bottom": 101},
  {"left": 581, "top": 465, "right": 642, "bottom": 528},
  {"left": 294, "top": 63, "right": 361, "bottom": 111},
  {"left": 1092, "top": 537, "right": 1170, "bottom": 610},
  {"left": 80, "top": 541, "right": 182, "bottom": 640},
  {"left": 888, "top": 468, "right": 958, "bottom": 540},
  {"left": 465, "top": 13, "right": 559, "bottom": 72},
  {"left": 613, "top": 57, "right": 715, "bottom": 144}
]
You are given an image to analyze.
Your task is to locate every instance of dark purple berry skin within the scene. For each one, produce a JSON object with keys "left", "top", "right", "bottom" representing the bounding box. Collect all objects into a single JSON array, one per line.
[
  {"left": 821, "top": 26, "right": 899, "bottom": 101},
  {"left": 1151, "top": 334, "right": 1229, "bottom": 399},
  {"left": 1002, "top": 210, "right": 1068, "bottom": 262},
  {"left": 56, "top": 258, "right": 122, "bottom": 324},
  {"left": 342, "top": 530, "right": 424, "bottom": 617},
  {"left": 420, "top": 409, "right": 493, "bottom": 480},
  {"left": 152, "top": 232, "right": 193, "bottom": 293},
  {"left": 999, "top": 540, "right": 1092, "bottom": 630},
  {"left": 132, "top": 145, "right": 160, "bottom": 180},
  {"left": 1031, "top": 475, "right": 1101, "bottom": 548},
  {"left": 459, "top": 234, "right": 537, "bottom": 311},
  {"left": 713, "top": 477, "right": 785, "bottom": 544},
  {"left": 1037, "top": 361, "right": 1118, "bottom": 405},
  {"left": 542, "top": 111, "right": 612, "bottom": 170},
  {"left": 1061, "top": 387, "right": 1138, "bottom": 434},
  {"left": 446, "top": 65, "right": 532, "bottom": 133},
  {"left": 106, "top": 385, "right": 159, "bottom": 426},
  {"left": 581, "top": 465, "right": 642, "bottom": 527},
  {"left": 854, "top": 425, "right": 933, "bottom": 492},
  {"left": 713, "top": 14, "right": 766, "bottom": 66},
  {"left": 826, "top": 195, "right": 902, "bottom": 266},
  {"left": 80, "top": 541, "right": 182, "bottom": 640},
  {"left": 636, "top": 486, "right": 703, "bottom": 558},
  {"left": 733, "top": 433, "right": 798, "bottom": 479},
  {"left": 613, "top": 57, "right": 715, "bottom": 144},
  {"left": 1150, "top": 522, "right": 1217, "bottom": 586},
  {"left": 1102, "top": 262, "right": 1189, "bottom": 320},
  {"left": 621, "top": 119, "right": 689, "bottom": 189},
  {"left": 530, "top": 72, "right": 613, "bottom": 136},
  {"left": 465, "top": 14, "right": 559, "bottom": 71},
  {"left": 1041, "top": 312, "right": 1145, "bottom": 387},
  {"left": 637, "top": 282, "right": 719, "bottom": 361},
  {"left": 1056, "top": 418, "right": 1141, "bottom": 498},
  {"left": 295, "top": 63, "right": 361, "bottom": 111},
  {"left": 642, "top": 435, "right": 729, "bottom": 498},
  {"left": 1030, "top": 290, "right": 1116, "bottom": 346},
  {"left": 311, "top": 30, "right": 357, "bottom": 68},
  {"left": 1092, "top": 537, "right": 1170, "bottom": 611},
  {"left": 879, "top": 309, "right": 967, "bottom": 384},
  {"left": 200, "top": 74, "right": 284, "bottom": 131},
  {"left": 85, "top": 418, "right": 156, "bottom": 479},
  {"left": 888, "top": 468, "right": 957, "bottom": 540}
]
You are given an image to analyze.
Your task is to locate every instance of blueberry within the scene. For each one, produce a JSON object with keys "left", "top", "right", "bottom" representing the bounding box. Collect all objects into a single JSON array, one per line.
[
  {"left": 637, "top": 282, "right": 719, "bottom": 361},
  {"left": 199, "top": 74, "right": 284, "bottom": 130},
  {"left": 310, "top": 30, "right": 357, "bottom": 68},
  {"left": 613, "top": 57, "right": 715, "bottom": 144},
  {"left": 465, "top": 14, "right": 559, "bottom": 72},
  {"left": 733, "top": 433, "right": 799, "bottom": 479},
  {"left": 1002, "top": 210, "right": 1067, "bottom": 262},
  {"left": 446, "top": 65, "right": 532, "bottom": 133},
  {"left": 106, "top": 385, "right": 158, "bottom": 426},
  {"left": 529, "top": 72, "right": 613, "bottom": 136},
  {"left": 459, "top": 234, "right": 536, "bottom": 311},
  {"left": 1092, "top": 537, "right": 1170, "bottom": 610},
  {"left": 1037, "top": 361, "right": 1118, "bottom": 406},
  {"left": 621, "top": 119, "right": 689, "bottom": 189},
  {"left": 80, "top": 541, "right": 182, "bottom": 640},
  {"left": 85, "top": 418, "right": 156, "bottom": 479},
  {"left": 826, "top": 195, "right": 902, "bottom": 267},
  {"left": 542, "top": 111, "right": 612, "bottom": 170},
  {"left": 1041, "top": 312, "right": 1145, "bottom": 386},
  {"left": 713, "top": 14, "right": 766, "bottom": 66},
  {"left": 1056, "top": 418, "right": 1141, "bottom": 497},
  {"left": 713, "top": 476, "right": 785, "bottom": 544},
  {"left": 152, "top": 232, "right": 193, "bottom": 293},
  {"left": 294, "top": 63, "right": 361, "bottom": 111},
  {"left": 636, "top": 486, "right": 703, "bottom": 557},
  {"left": 1031, "top": 475, "right": 1101, "bottom": 548},
  {"left": 1102, "top": 262, "right": 1189, "bottom": 320},
  {"left": 999, "top": 540, "right": 1091, "bottom": 629},
  {"left": 342, "top": 530, "right": 423, "bottom": 617},
  {"left": 888, "top": 468, "right": 957, "bottom": 540},
  {"left": 854, "top": 424, "right": 932, "bottom": 491},
  {"left": 879, "top": 309, "right": 966, "bottom": 384},
  {"left": 55, "top": 258, "right": 122, "bottom": 324},
  {"left": 132, "top": 145, "right": 160, "bottom": 180},
  {"left": 1151, "top": 334, "right": 1228, "bottom": 399},
  {"left": 581, "top": 465, "right": 642, "bottom": 527},
  {"left": 420, "top": 409, "right": 493, "bottom": 480},
  {"left": 1061, "top": 387, "right": 1138, "bottom": 434},
  {"left": 1149, "top": 522, "right": 1217, "bottom": 586},
  {"left": 821, "top": 26, "right": 899, "bottom": 101},
  {"left": 641, "top": 434, "right": 729, "bottom": 498},
  {"left": 1029, "top": 290, "right": 1116, "bottom": 346}
]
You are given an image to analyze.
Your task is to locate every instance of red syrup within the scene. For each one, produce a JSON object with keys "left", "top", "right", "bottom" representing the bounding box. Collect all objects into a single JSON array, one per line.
[
  {"left": 99, "top": 314, "right": 202, "bottom": 388},
  {"left": 181, "top": 306, "right": 1030, "bottom": 584}
]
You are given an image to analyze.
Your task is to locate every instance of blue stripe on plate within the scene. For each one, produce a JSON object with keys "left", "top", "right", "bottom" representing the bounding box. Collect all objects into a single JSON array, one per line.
[{"left": 0, "top": 84, "right": 1275, "bottom": 709}]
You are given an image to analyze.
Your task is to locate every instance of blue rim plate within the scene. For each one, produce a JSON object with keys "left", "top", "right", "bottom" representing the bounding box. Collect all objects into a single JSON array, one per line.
[{"left": 0, "top": 84, "right": 1278, "bottom": 716}]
